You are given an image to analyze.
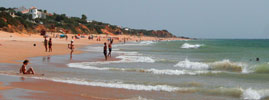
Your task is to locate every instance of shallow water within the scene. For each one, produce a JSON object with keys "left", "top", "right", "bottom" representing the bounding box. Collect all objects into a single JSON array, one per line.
[{"left": 2, "top": 39, "right": 269, "bottom": 100}]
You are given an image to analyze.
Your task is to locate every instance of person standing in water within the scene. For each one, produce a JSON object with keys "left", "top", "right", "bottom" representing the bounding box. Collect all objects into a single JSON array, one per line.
[
  {"left": 48, "top": 38, "right": 52, "bottom": 52},
  {"left": 68, "top": 40, "right": 75, "bottom": 58},
  {"left": 44, "top": 38, "right": 48, "bottom": 52},
  {"left": 103, "top": 42, "right": 108, "bottom": 60},
  {"left": 20, "top": 60, "right": 35, "bottom": 74},
  {"left": 108, "top": 42, "right": 112, "bottom": 57}
]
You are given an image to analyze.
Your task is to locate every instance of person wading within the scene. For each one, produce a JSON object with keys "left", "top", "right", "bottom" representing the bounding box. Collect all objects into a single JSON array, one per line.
[
  {"left": 44, "top": 38, "right": 48, "bottom": 52},
  {"left": 103, "top": 42, "right": 108, "bottom": 60},
  {"left": 48, "top": 38, "right": 52, "bottom": 52}
]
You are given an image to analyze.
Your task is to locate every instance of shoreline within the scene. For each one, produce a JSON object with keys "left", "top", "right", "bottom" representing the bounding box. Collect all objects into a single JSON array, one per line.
[
  {"left": 0, "top": 31, "right": 190, "bottom": 100},
  {"left": 0, "top": 31, "right": 188, "bottom": 64}
]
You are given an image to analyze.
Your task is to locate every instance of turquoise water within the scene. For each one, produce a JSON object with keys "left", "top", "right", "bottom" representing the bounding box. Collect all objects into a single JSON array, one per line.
[
  {"left": 2, "top": 39, "right": 269, "bottom": 100},
  {"left": 66, "top": 39, "right": 269, "bottom": 100}
]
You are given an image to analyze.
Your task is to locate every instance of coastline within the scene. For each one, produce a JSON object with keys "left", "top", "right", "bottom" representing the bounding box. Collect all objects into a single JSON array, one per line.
[{"left": 0, "top": 31, "right": 190, "bottom": 100}]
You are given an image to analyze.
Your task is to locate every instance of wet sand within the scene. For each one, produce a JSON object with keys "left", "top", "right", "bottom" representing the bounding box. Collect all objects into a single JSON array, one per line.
[{"left": 9, "top": 78, "right": 239, "bottom": 100}]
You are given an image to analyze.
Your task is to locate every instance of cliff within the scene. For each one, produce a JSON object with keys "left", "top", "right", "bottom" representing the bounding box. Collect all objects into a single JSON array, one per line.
[{"left": 0, "top": 7, "right": 176, "bottom": 38}]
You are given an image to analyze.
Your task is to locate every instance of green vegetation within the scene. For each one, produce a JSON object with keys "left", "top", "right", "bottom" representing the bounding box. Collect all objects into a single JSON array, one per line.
[{"left": 0, "top": 7, "right": 176, "bottom": 37}]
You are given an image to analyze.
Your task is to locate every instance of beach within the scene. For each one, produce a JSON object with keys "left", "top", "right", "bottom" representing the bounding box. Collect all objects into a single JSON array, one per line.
[
  {"left": 2, "top": 31, "right": 269, "bottom": 100},
  {"left": 0, "top": 31, "right": 190, "bottom": 100}
]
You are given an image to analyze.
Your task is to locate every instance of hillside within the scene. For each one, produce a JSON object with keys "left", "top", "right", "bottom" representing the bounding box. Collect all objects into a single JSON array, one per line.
[{"left": 0, "top": 7, "right": 177, "bottom": 38}]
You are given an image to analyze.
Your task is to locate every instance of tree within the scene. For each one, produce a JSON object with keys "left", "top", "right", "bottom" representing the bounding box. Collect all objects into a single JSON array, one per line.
[
  {"left": 81, "top": 14, "right": 87, "bottom": 21},
  {"left": 0, "top": 18, "right": 8, "bottom": 28}
]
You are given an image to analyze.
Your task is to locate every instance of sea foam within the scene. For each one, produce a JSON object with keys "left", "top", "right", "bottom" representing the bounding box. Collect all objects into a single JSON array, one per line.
[
  {"left": 174, "top": 59, "right": 247, "bottom": 73},
  {"left": 45, "top": 78, "right": 180, "bottom": 92},
  {"left": 174, "top": 59, "right": 209, "bottom": 70},
  {"left": 68, "top": 63, "right": 220, "bottom": 76},
  {"left": 181, "top": 43, "right": 203, "bottom": 49},
  {"left": 242, "top": 88, "right": 269, "bottom": 100}
]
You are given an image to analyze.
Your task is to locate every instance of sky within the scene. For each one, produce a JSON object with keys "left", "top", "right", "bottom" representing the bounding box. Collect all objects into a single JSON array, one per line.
[{"left": 1, "top": 0, "right": 269, "bottom": 39}]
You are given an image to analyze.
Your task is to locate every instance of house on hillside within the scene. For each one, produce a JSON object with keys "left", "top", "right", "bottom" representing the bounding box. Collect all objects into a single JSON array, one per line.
[
  {"left": 15, "top": 6, "right": 46, "bottom": 19},
  {"left": 29, "top": 7, "right": 46, "bottom": 19}
]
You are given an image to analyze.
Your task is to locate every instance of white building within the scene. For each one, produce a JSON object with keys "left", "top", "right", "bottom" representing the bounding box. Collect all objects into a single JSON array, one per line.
[{"left": 28, "top": 7, "right": 46, "bottom": 19}]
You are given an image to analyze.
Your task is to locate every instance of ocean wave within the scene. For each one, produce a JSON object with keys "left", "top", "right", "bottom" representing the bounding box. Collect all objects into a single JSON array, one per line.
[
  {"left": 114, "top": 41, "right": 156, "bottom": 47},
  {"left": 174, "top": 59, "right": 247, "bottom": 73},
  {"left": 254, "top": 63, "right": 269, "bottom": 74},
  {"left": 139, "top": 41, "right": 156, "bottom": 45},
  {"left": 116, "top": 55, "right": 155, "bottom": 63},
  {"left": 68, "top": 63, "right": 220, "bottom": 76},
  {"left": 174, "top": 59, "right": 209, "bottom": 70},
  {"left": 36, "top": 78, "right": 181, "bottom": 92},
  {"left": 242, "top": 88, "right": 269, "bottom": 100},
  {"left": 181, "top": 43, "right": 204, "bottom": 49},
  {"left": 209, "top": 59, "right": 246, "bottom": 72}
]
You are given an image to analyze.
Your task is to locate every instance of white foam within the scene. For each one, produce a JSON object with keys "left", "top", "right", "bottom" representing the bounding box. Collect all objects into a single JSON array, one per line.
[
  {"left": 174, "top": 59, "right": 209, "bottom": 70},
  {"left": 209, "top": 59, "right": 247, "bottom": 72},
  {"left": 47, "top": 78, "right": 180, "bottom": 92},
  {"left": 125, "top": 96, "right": 153, "bottom": 100},
  {"left": 114, "top": 41, "right": 155, "bottom": 47},
  {"left": 113, "top": 51, "right": 141, "bottom": 56},
  {"left": 145, "top": 68, "right": 220, "bottom": 75},
  {"left": 173, "top": 59, "right": 250, "bottom": 73},
  {"left": 68, "top": 63, "right": 111, "bottom": 70},
  {"left": 116, "top": 55, "right": 155, "bottom": 63},
  {"left": 139, "top": 41, "right": 155, "bottom": 45},
  {"left": 181, "top": 43, "right": 203, "bottom": 49},
  {"left": 68, "top": 63, "right": 220, "bottom": 76},
  {"left": 242, "top": 88, "right": 261, "bottom": 100}
]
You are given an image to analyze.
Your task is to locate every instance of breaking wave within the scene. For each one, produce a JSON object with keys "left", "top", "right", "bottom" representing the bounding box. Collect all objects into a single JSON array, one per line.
[
  {"left": 34, "top": 77, "right": 181, "bottom": 92},
  {"left": 174, "top": 59, "right": 247, "bottom": 73},
  {"left": 68, "top": 63, "right": 220, "bottom": 75},
  {"left": 254, "top": 63, "right": 269, "bottom": 74},
  {"left": 181, "top": 43, "right": 204, "bottom": 49},
  {"left": 242, "top": 88, "right": 269, "bottom": 100},
  {"left": 174, "top": 59, "right": 209, "bottom": 70}
]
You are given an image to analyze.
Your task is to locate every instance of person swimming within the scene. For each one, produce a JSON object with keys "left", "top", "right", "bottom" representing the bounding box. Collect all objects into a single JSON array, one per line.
[
  {"left": 19, "top": 60, "right": 35, "bottom": 74},
  {"left": 256, "top": 57, "right": 260, "bottom": 61}
]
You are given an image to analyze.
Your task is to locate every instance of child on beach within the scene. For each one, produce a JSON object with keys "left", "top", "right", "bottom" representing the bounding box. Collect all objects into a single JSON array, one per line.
[
  {"left": 48, "top": 38, "right": 52, "bottom": 52},
  {"left": 44, "top": 38, "right": 48, "bottom": 52},
  {"left": 19, "top": 60, "right": 35, "bottom": 74},
  {"left": 108, "top": 42, "right": 112, "bottom": 57},
  {"left": 104, "top": 42, "right": 108, "bottom": 60}
]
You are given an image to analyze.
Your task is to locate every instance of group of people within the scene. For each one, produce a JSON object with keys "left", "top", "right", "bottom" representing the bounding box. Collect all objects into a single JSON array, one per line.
[
  {"left": 20, "top": 35, "right": 115, "bottom": 75},
  {"left": 44, "top": 37, "right": 52, "bottom": 52}
]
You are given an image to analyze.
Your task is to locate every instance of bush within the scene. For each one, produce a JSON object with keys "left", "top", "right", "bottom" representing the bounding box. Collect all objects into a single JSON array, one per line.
[{"left": 0, "top": 18, "right": 8, "bottom": 28}]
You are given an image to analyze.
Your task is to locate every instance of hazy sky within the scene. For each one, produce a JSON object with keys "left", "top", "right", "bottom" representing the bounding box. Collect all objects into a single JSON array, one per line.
[{"left": 1, "top": 0, "right": 269, "bottom": 39}]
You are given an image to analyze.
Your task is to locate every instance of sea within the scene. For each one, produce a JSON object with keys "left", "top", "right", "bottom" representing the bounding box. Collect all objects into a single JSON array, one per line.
[{"left": 2, "top": 39, "right": 269, "bottom": 100}]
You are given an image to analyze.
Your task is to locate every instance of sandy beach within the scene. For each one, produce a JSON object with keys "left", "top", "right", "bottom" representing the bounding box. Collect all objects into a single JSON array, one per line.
[
  {"left": 0, "top": 31, "right": 190, "bottom": 100},
  {"left": 0, "top": 31, "right": 184, "bottom": 64}
]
